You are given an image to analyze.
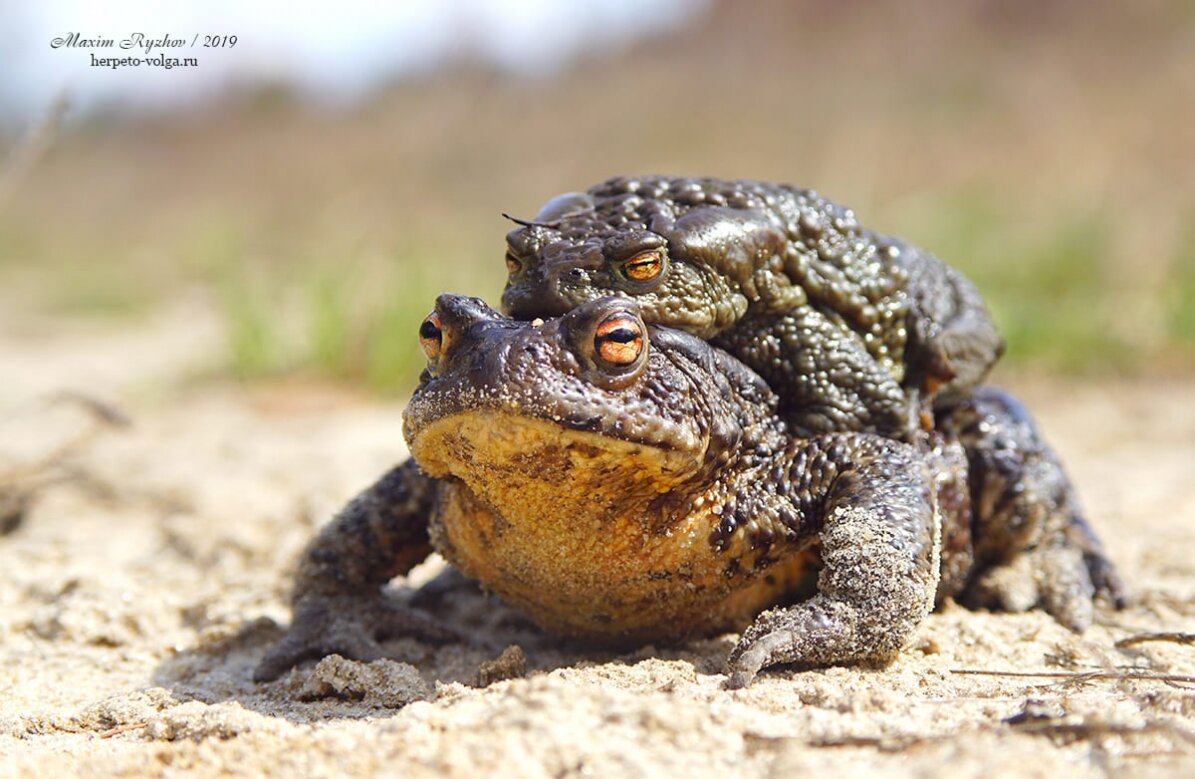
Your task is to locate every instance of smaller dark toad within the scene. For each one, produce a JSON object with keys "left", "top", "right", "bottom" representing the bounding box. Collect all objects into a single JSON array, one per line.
[
  {"left": 501, "top": 175, "right": 1004, "bottom": 438},
  {"left": 255, "top": 295, "right": 1118, "bottom": 688}
]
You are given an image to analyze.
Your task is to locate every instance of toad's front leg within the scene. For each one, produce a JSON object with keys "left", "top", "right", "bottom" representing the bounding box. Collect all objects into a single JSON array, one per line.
[
  {"left": 254, "top": 459, "right": 460, "bottom": 682},
  {"left": 726, "top": 435, "right": 940, "bottom": 688}
]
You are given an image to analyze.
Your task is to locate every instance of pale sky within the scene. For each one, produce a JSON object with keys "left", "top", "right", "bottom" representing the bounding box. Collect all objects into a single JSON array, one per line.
[{"left": 0, "top": 0, "right": 705, "bottom": 124}]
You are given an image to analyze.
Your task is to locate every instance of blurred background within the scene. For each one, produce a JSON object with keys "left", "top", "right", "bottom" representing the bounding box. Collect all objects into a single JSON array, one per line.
[{"left": 1, "top": 0, "right": 1193, "bottom": 397}]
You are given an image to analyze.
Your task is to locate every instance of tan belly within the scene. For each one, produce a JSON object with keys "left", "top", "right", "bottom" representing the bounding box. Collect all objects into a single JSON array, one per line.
[
  {"left": 431, "top": 484, "right": 812, "bottom": 642},
  {"left": 411, "top": 411, "right": 813, "bottom": 641}
]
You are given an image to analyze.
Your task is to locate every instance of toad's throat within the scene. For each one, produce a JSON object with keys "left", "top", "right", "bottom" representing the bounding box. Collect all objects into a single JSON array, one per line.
[
  {"left": 408, "top": 411, "right": 703, "bottom": 520},
  {"left": 407, "top": 411, "right": 799, "bottom": 640}
]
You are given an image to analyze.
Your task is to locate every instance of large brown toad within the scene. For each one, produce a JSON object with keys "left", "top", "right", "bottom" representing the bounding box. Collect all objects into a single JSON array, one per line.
[{"left": 255, "top": 295, "right": 1118, "bottom": 688}]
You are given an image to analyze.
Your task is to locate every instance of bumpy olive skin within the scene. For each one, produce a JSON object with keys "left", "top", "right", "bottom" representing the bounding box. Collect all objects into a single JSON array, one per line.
[
  {"left": 501, "top": 176, "right": 1004, "bottom": 438},
  {"left": 256, "top": 297, "right": 1120, "bottom": 687},
  {"left": 944, "top": 387, "right": 1126, "bottom": 628}
]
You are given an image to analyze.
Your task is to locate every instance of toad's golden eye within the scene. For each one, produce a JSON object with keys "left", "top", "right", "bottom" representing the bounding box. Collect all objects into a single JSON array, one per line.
[
  {"left": 505, "top": 252, "right": 522, "bottom": 275},
  {"left": 622, "top": 250, "right": 663, "bottom": 283},
  {"left": 594, "top": 313, "right": 644, "bottom": 366},
  {"left": 418, "top": 312, "right": 443, "bottom": 360}
]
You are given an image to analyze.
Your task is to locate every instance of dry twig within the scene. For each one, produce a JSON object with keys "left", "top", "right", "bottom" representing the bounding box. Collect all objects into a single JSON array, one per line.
[{"left": 1115, "top": 632, "right": 1195, "bottom": 649}]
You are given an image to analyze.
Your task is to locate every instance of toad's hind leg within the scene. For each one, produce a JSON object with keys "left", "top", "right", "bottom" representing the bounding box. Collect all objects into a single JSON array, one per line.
[
  {"left": 254, "top": 459, "right": 460, "bottom": 682},
  {"left": 945, "top": 386, "right": 1127, "bottom": 630},
  {"left": 726, "top": 435, "right": 940, "bottom": 688},
  {"left": 895, "top": 239, "right": 1005, "bottom": 412}
]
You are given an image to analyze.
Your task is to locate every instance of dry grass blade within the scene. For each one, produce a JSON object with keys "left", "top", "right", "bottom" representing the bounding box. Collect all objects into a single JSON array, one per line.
[
  {"left": 1012, "top": 720, "right": 1195, "bottom": 751},
  {"left": 805, "top": 732, "right": 955, "bottom": 752},
  {"left": 98, "top": 722, "right": 148, "bottom": 739},
  {"left": 0, "top": 391, "right": 132, "bottom": 534},
  {"left": 1115, "top": 633, "right": 1195, "bottom": 649},
  {"left": 48, "top": 391, "right": 134, "bottom": 429},
  {"left": 952, "top": 668, "right": 1195, "bottom": 684},
  {"left": 0, "top": 91, "right": 69, "bottom": 213}
]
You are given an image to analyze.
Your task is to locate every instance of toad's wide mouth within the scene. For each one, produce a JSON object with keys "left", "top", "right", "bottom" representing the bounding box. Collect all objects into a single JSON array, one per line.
[
  {"left": 402, "top": 343, "right": 709, "bottom": 460},
  {"left": 408, "top": 410, "right": 703, "bottom": 517}
]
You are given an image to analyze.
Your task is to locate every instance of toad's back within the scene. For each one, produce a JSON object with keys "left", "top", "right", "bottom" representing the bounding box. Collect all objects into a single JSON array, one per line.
[{"left": 502, "top": 175, "right": 1003, "bottom": 437}]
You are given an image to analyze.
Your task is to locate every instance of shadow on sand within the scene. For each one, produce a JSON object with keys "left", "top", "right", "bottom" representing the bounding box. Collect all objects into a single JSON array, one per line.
[{"left": 151, "top": 570, "right": 736, "bottom": 724}]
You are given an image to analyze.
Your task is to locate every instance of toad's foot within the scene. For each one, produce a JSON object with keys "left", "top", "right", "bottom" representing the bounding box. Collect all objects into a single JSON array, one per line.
[
  {"left": 726, "top": 600, "right": 905, "bottom": 690},
  {"left": 1073, "top": 516, "right": 1129, "bottom": 610},
  {"left": 965, "top": 544, "right": 1098, "bottom": 631},
  {"left": 253, "top": 593, "right": 461, "bottom": 682}
]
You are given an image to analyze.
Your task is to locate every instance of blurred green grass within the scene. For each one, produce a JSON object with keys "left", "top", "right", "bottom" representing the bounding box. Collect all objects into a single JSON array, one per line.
[
  {"left": 1169, "top": 219, "right": 1195, "bottom": 347},
  {"left": 1, "top": 0, "right": 1192, "bottom": 392},
  {"left": 899, "top": 191, "right": 1143, "bottom": 374},
  {"left": 218, "top": 246, "right": 483, "bottom": 393}
]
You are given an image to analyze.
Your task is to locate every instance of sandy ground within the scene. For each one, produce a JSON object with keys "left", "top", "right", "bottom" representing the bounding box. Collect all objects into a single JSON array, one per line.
[{"left": 1, "top": 305, "right": 1194, "bottom": 778}]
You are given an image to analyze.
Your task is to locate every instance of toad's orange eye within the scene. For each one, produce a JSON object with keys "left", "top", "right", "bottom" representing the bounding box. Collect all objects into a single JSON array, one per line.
[
  {"left": 594, "top": 313, "right": 644, "bottom": 366},
  {"left": 505, "top": 252, "right": 522, "bottom": 275},
  {"left": 419, "top": 312, "right": 442, "bottom": 360},
  {"left": 622, "top": 250, "right": 663, "bottom": 283}
]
